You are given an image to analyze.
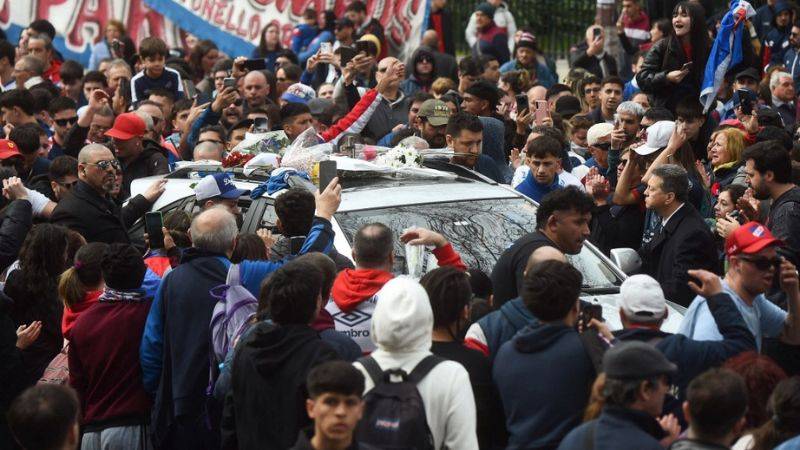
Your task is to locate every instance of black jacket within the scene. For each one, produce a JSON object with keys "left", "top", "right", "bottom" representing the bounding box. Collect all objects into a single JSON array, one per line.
[
  {"left": 289, "top": 428, "right": 362, "bottom": 450},
  {"left": 0, "top": 200, "right": 32, "bottom": 272},
  {"left": 491, "top": 231, "right": 558, "bottom": 306},
  {"left": 221, "top": 323, "right": 338, "bottom": 450},
  {"left": 638, "top": 204, "right": 719, "bottom": 307},
  {"left": 50, "top": 180, "right": 151, "bottom": 244},
  {"left": 636, "top": 37, "right": 706, "bottom": 111},
  {"left": 558, "top": 405, "right": 665, "bottom": 450},
  {"left": 569, "top": 41, "right": 618, "bottom": 79},
  {"left": 120, "top": 140, "right": 169, "bottom": 200},
  {"left": 0, "top": 292, "right": 25, "bottom": 448},
  {"left": 591, "top": 203, "right": 645, "bottom": 256}
]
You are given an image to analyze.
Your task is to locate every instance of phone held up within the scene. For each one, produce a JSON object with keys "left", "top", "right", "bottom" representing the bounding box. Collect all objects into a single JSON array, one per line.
[
  {"left": 145, "top": 212, "right": 165, "bottom": 249},
  {"left": 318, "top": 160, "right": 337, "bottom": 191}
]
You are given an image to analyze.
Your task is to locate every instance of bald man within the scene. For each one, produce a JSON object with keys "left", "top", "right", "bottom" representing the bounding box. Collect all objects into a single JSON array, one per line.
[
  {"left": 242, "top": 71, "right": 271, "bottom": 110},
  {"left": 465, "top": 246, "right": 567, "bottom": 358},
  {"left": 50, "top": 144, "right": 166, "bottom": 243},
  {"left": 193, "top": 140, "right": 224, "bottom": 162}
]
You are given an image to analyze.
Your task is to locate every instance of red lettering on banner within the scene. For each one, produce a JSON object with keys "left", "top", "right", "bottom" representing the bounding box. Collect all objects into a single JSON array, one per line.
[
  {"left": 0, "top": 0, "right": 9, "bottom": 26},
  {"left": 60, "top": 0, "right": 110, "bottom": 49},
  {"left": 128, "top": 2, "right": 167, "bottom": 44},
  {"left": 249, "top": 15, "right": 261, "bottom": 40},
  {"left": 201, "top": 0, "right": 214, "bottom": 20},
  {"left": 213, "top": 0, "right": 227, "bottom": 26}
]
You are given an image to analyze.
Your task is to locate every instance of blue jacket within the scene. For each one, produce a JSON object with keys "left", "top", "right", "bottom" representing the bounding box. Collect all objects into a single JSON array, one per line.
[
  {"left": 515, "top": 170, "right": 561, "bottom": 202},
  {"left": 767, "top": 27, "right": 791, "bottom": 64},
  {"left": 291, "top": 24, "right": 319, "bottom": 56},
  {"left": 494, "top": 323, "right": 598, "bottom": 449},
  {"left": 140, "top": 217, "right": 333, "bottom": 444},
  {"left": 475, "top": 297, "right": 536, "bottom": 359},
  {"left": 499, "top": 60, "right": 556, "bottom": 88},
  {"left": 558, "top": 405, "right": 665, "bottom": 450},
  {"left": 614, "top": 292, "right": 755, "bottom": 401},
  {"left": 298, "top": 30, "right": 334, "bottom": 68},
  {"left": 784, "top": 46, "right": 800, "bottom": 91},
  {"left": 185, "top": 107, "right": 222, "bottom": 160}
]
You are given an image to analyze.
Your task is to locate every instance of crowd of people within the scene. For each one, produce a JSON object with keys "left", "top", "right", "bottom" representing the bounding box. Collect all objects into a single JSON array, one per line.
[{"left": 2, "top": 0, "right": 800, "bottom": 449}]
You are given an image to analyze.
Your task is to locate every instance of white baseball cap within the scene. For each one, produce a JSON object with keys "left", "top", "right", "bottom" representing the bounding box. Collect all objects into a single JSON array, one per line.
[
  {"left": 619, "top": 274, "right": 667, "bottom": 322},
  {"left": 587, "top": 123, "right": 614, "bottom": 146},
  {"left": 194, "top": 173, "right": 250, "bottom": 202},
  {"left": 634, "top": 121, "right": 675, "bottom": 156}
]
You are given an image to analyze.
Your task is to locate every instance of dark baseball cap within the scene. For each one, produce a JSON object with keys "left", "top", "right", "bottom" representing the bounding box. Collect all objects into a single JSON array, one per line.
[
  {"left": 603, "top": 341, "right": 677, "bottom": 380},
  {"left": 735, "top": 67, "right": 760, "bottom": 83},
  {"left": 335, "top": 18, "right": 354, "bottom": 29}
]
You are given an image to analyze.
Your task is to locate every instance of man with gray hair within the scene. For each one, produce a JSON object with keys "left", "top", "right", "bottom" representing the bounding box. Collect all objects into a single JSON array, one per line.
[
  {"left": 25, "top": 33, "right": 61, "bottom": 85},
  {"left": 639, "top": 164, "right": 719, "bottom": 306},
  {"left": 50, "top": 143, "right": 166, "bottom": 243},
  {"left": 610, "top": 100, "right": 644, "bottom": 158},
  {"left": 12, "top": 55, "right": 45, "bottom": 90},
  {"left": 140, "top": 179, "right": 342, "bottom": 449},
  {"left": 770, "top": 71, "right": 795, "bottom": 126}
]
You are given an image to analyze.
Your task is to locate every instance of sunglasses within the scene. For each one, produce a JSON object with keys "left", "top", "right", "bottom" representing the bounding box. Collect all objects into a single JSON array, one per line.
[
  {"left": 54, "top": 116, "right": 78, "bottom": 127},
  {"left": 86, "top": 159, "right": 121, "bottom": 171},
  {"left": 58, "top": 179, "right": 78, "bottom": 189},
  {"left": 737, "top": 255, "right": 782, "bottom": 272},
  {"left": 418, "top": 57, "right": 433, "bottom": 64}
]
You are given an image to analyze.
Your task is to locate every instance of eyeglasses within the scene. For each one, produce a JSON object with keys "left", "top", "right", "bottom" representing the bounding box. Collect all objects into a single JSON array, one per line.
[
  {"left": 54, "top": 116, "right": 78, "bottom": 127},
  {"left": 584, "top": 87, "right": 601, "bottom": 94},
  {"left": 737, "top": 255, "right": 782, "bottom": 272},
  {"left": 86, "top": 159, "right": 121, "bottom": 171}
]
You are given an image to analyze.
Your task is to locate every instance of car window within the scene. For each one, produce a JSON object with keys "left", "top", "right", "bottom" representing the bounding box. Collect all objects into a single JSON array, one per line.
[{"left": 334, "top": 198, "right": 621, "bottom": 288}]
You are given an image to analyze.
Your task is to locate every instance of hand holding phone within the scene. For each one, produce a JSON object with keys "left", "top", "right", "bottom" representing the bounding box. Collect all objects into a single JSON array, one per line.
[
  {"left": 515, "top": 94, "right": 529, "bottom": 114},
  {"left": 223, "top": 77, "right": 236, "bottom": 89},
  {"left": 681, "top": 62, "right": 693, "bottom": 71},
  {"left": 145, "top": 212, "right": 165, "bottom": 249},
  {"left": 253, "top": 117, "right": 269, "bottom": 133},
  {"left": 320, "top": 42, "right": 333, "bottom": 55},
  {"left": 319, "top": 160, "right": 337, "bottom": 191},
  {"left": 534, "top": 100, "right": 549, "bottom": 126}
]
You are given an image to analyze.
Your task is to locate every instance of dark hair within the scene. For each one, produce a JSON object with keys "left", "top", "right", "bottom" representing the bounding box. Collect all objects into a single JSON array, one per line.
[
  {"left": 294, "top": 252, "right": 337, "bottom": 299},
  {"left": 30, "top": 88, "right": 54, "bottom": 115},
  {"left": 280, "top": 102, "right": 311, "bottom": 123},
  {"left": 724, "top": 352, "right": 789, "bottom": 428},
  {"left": 0, "top": 40, "right": 15, "bottom": 66},
  {"left": 653, "top": 18, "right": 671, "bottom": 36},
  {"left": 652, "top": 164, "right": 689, "bottom": 202},
  {"left": 446, "top": 112, "right": 483, "bottom": 138},
  {"left": 535, "top": 186, "right": 595, "bottom": 230},
  {"left": 198, "top": 124, "right": 228, "bottom": 142},
  {"left": 743, "top": 141, "right": 792, "bottom": 183},
  {"left": 412, "top": 91, "right": 435, "bottom": 105},
  {"left": 720, "top": 183, "right": 747, "bottom": 206},
  {"left": 670, "top": 2, "right": 710, "bottom": 71},
  {"left": 675, "top": 97, "right": 704, "bottom": 120},
  {"left": 275, "top": 188, "right": 315, "bottom": 237},
  {"left": 581, "top": 76, "right": 601, "bottom": 94},
  {"left": 643, "top": 107, "right": 674, "bottom": 122},
  {"left": 28, "top": 19, "right": 56, "bottom": 39},
  {"left": 467, "top": 268, "right": 493, "bottom": 298},
  {"left": 48, "top": 155, "right": 78, "bottom": 182},
  {"left": 526, "top": 135, "right": 563, "bottom": 159},
  {"left": 230, "top": 118, "right": 255, "bottom": 132},
  {"left": 420, "top": 266, "right": 472, "bottom": 335},
  {"left": 307, "top": 360, "right": 365, "bottom": 399},
  {"left": 756, "top": 109, "right": 785, "bottom": 131},
  {"left": 148, "top": 88, "right": 175, "bottom": 103},
  {"left": 82, "top": 70, "right": 108, "bottom": 87},
  {"left": 345, "top": 0, "right": 367, "bottom": 13},
  {"left": 0, "top": 89, "right": 35, "bottom": 116},
  {"left": 139, "top": 36, "right": 168, "bottom": 59},
  {"left": 9, "top": 123, "right": 43, "bottom": 154},
  {"left": 500, "top": 70, "right": 531, "bottom": 96},
  {"left": 603, "top": 376, "right": 661, "bottom": 407},
  {"left": 58, "top": 242, "right": 107, "bottom": 308},
  {"left": 522, "top": 259, "right": 582, "bottom": 321},
  {"left": 465, "top": 80, "right": 501, "bottom": 109},
  {"left": 458, "top": 56, "right": 482, "bottom": 78},
  {"left": 48, "top": 96, "right": 78, "bottom": 116},
  {"left": 751, "top": 377, "right": 800, "bottom": 450},
  {"left": 101, "top": 244, "right": 146, "bottom": 290},
  {"left": 171, "top": 98, "right": 193, "bottom": 122},
  {"left": 260, "top": 260, "right": 323, "bottom": 324},
  {"left": 59, "top": 60, "right": 84, "bottom": 85},
  {"left": 231, "top": 233, "right": 269, "bottom": 263},
  {"left": 163, "top": 210, "right": 192, "bottom": 248},
  {"left": 17, "top": 224, "right": 70, "bottom": 301},
  {"left": 600, "top": 75, "right": 625, "bottom": 90},
  {"left": 211, "top": 58, "right": 234, "bottom": 75},
  {"left": 353, "top": 223, "right": 394, "bottom": 268},
  {"left": 546, "top": 84, "right": 573, "bottom": 101},
  {"left": 686, "top": 368, "right": 748, "bottom": 440},
  {"left": 7, "top": 384, "right": 80, "bottom": 450},
  {"left": 477, "top": 54, "right": 499, "bottom": 69},
  {"left": 188, "top": 39, "right": 218, "bottom": 81},
  {"left": 756, "top": 126, "right": 793, "bottom": 150},
  {"left": 257, "top": 23, "right": 284, "bottom": 57},
  {"left": 279, "top": 63, "right": 302, "bottom": 83},
  {"left": 275, "top": 49, "right": 299, "bottom": 66}
]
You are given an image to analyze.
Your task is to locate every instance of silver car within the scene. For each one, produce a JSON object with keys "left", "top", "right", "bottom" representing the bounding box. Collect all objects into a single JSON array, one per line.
[{"left": 129, "top": 164, "right": 685, "bottom": 331}]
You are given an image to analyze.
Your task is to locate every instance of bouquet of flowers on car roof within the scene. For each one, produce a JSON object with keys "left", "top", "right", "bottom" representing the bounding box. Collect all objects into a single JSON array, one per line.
[{"left": 374, "top": 145, "right": 424, "bottom": 169}]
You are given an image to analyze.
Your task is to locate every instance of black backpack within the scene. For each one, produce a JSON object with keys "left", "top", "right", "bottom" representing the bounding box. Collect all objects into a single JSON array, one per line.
[{"left": 356, "top": 355, "right": 444, "bottom": 450}]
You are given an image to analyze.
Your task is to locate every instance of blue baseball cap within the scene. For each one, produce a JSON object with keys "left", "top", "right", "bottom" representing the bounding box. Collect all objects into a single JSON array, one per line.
[{"left": 194, "top": 173, "right": 250, "bottom": 201}]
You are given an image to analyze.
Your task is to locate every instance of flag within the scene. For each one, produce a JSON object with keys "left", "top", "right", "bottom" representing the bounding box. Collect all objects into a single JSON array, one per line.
[{"left": 700, "top": 0, "right": 757, "bottom": 113}]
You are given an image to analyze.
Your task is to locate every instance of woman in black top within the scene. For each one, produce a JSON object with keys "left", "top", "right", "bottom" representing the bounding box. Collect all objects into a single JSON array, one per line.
[
  {"left": 636, "top": 1, "right": 710, "bottom": 112},
  {"left": 420, "top": 266, "right": 507, "bottom": 449}
]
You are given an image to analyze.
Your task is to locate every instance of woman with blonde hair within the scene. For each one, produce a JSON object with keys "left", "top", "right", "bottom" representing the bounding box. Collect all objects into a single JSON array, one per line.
[{"left": 706, "top": 127, "right": 747, "bottom": 195}]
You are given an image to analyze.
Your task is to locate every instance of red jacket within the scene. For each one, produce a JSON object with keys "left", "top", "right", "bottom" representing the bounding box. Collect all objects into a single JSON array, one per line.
[{"left": 62, "top": 290, "right": 102, "bottom": 337}]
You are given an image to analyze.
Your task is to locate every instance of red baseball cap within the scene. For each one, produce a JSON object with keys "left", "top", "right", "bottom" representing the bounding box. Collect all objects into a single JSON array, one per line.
[
  {"left": 725, "top": 221, "right": 783, "bottom": 256},
  {"left": 0, "top": 140, "right": 22, "bottom": 160},
  {"left": 105, "top": 112, "right": 146, "bottom": 140}
]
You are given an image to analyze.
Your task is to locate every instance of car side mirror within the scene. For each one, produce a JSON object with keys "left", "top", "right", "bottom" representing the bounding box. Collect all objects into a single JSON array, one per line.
[{"left": 610, "top": 248, "right": 641, "bottom": 275}]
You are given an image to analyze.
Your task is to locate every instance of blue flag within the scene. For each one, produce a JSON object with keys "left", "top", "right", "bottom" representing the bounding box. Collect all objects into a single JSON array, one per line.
[{"left": 700, "top": 0, "right": 756, "bottom": 113}]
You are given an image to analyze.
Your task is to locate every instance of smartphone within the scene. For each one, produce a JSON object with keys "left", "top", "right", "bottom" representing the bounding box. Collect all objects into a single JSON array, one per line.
[
  {"left": 534, "top": 100, "right": 549, "bottom": 125},
  {"left": 613, "top": 113, "right": 620, "bottom": 128},
  {"left": 319, "top": 160, "right": 337, "bottom": 191},
  {"left": 253, "top": 117, "right": 269, "bottom": 133},
  {"left": 145, "top": 212, "right": 165, "bottom": 249},
  {"left": 290, "top": 236, "right": 306, "bottom": 255},
  {"left": 111, "top": 39, "right": 122, "bottom": 54},
  {"left": 118, "top": 77, "right": 131, "bottom": 105},
  {"left": 338, "top": 46, "right": 357, "bottom": 67},
  {"left": 515, "top": 94, "right": 529, "bottom": 114},
  {"left": 320, "top": 42, "right": 333, "bottom": 55},
  {"left": 592, "top": 28, "right": 602, "bottom": 39},
  {"left": 737, "top": 89, "right": 753, "bottom": 115},
  {"left": 681, "top": 62, "right": 693, "bottom": 71},
  {"left": 355, "top": 40, "right": 371, "bottom": 56},
  {"left": 223, "top": 77, "right": 236, "bottom": 89},
  {"left": 243, "top": 58, "right": 267, "bottom": 71},
  {"left": 576, "top": 302, "right": 604, "bottom": 332}
]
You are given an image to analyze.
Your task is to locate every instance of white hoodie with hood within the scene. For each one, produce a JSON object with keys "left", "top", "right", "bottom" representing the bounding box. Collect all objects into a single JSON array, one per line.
[{"left": 354, "top": 277, "right": 479, "bottom": 450}]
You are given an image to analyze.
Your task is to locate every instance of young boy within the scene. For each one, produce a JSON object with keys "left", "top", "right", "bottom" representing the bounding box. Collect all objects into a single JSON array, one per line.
[
  {"left": 289, "top": 361, "right": 365, "bottom": 450},
  {"left": 131, "top": 36, "right": 184, "bottom": 104}
]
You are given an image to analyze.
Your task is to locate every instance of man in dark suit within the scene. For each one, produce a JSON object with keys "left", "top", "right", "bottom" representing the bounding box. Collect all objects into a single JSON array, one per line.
[{"left": 639, "top": 164, "right": 719, "bottom": 307}]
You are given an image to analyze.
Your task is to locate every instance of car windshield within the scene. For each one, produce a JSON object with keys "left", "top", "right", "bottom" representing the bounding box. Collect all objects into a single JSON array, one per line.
[{"left": 335, "top": 198, "right": 621, "bottom": 288}]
